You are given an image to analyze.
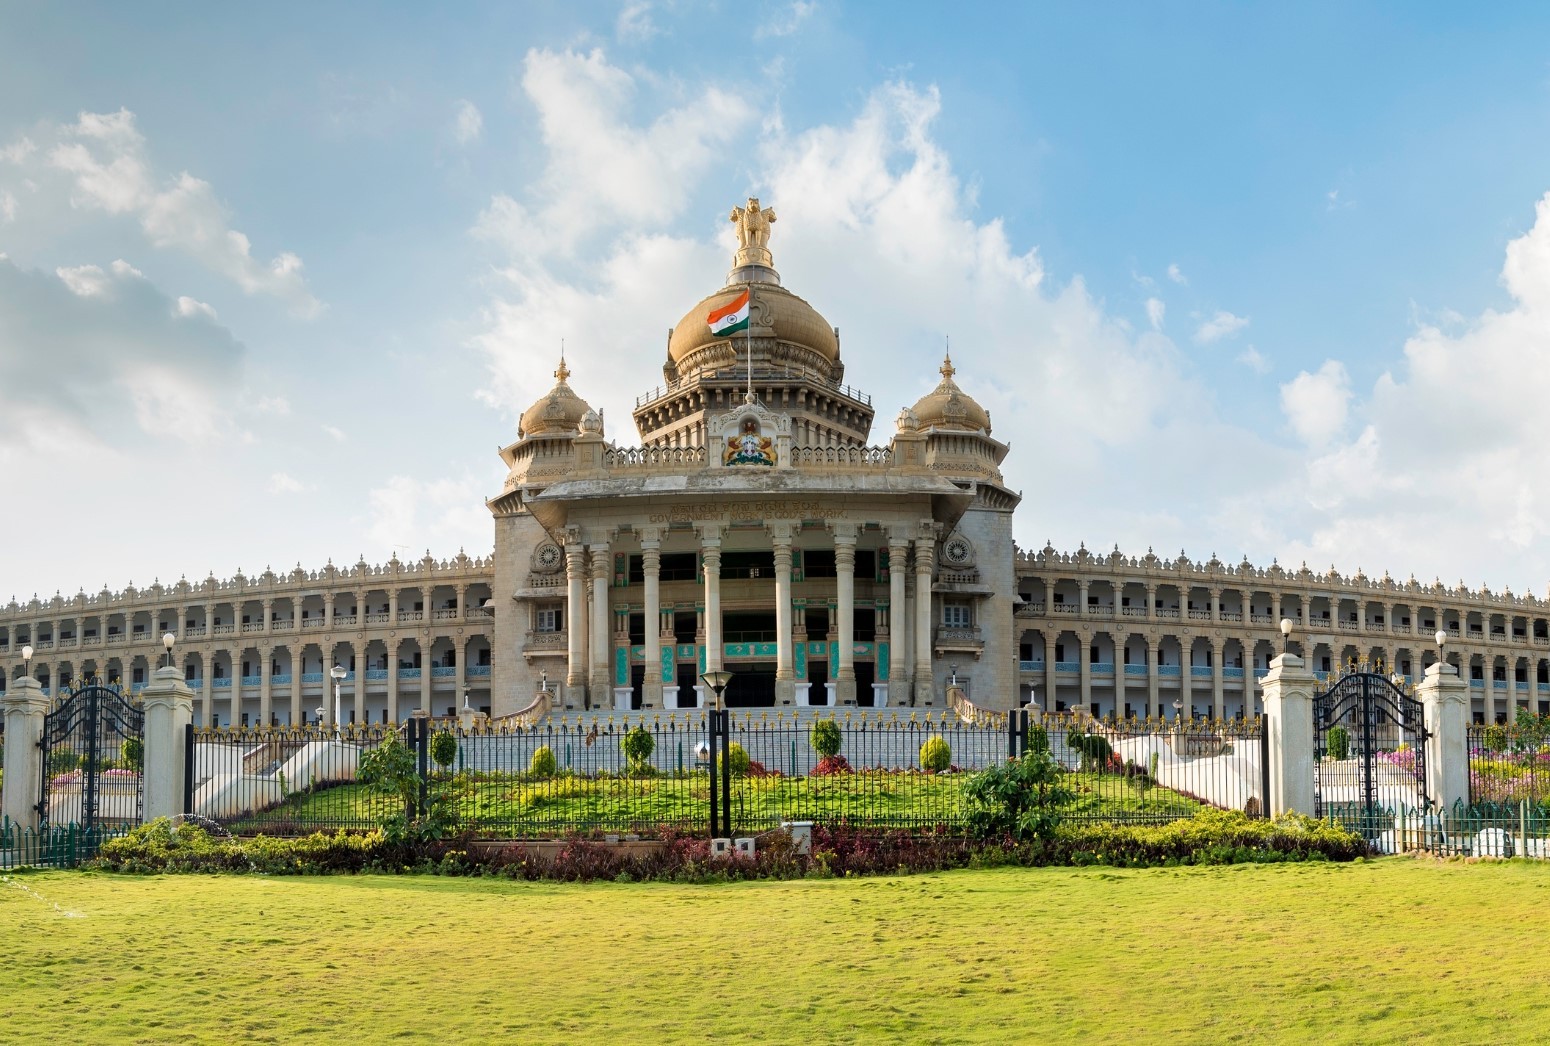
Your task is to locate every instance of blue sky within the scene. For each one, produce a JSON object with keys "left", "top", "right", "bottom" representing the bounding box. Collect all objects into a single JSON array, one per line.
[{"left": 4, "top": 3, "right": 1550, "bottom": 601}]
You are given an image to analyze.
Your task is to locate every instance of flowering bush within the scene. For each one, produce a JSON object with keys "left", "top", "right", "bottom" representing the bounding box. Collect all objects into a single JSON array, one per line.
[{"left": 811, "top": 754, "right": 853, "bottom": 776}]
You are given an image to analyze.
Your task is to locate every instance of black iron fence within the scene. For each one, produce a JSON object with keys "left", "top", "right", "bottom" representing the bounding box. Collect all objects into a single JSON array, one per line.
[
  {"left": 1468, "top": 717, "right": 1550, "bottom": 808},
  {"left": 184, "top": 711, "right": 1270, "bottom": 839}
]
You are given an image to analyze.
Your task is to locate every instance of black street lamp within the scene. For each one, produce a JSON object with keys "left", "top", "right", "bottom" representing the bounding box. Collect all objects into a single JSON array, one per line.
[{"left": 700, "top": 670, "right": 733, "bottom": 710}]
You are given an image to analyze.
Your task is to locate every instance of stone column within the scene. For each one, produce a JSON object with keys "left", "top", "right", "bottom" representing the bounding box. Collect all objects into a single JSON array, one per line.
[
  {"left": 564, "top": 543, "right": 587, "bottom": 704},
  {"left": 913, "top": 538, "right": 935, "bottom": 706},
  {"left": 140, "top": 666, "right": 195, "bottom": 821},
  {"left": 888, "top": 535, "right": 910, "bottom": 698},
  {"left": 588, "top": 543, "right": 612, "bottom": 702},
  {"left": 290, "top": 647, "right": 304, "bottom": 727},
  {"left": 772, "top": 526, "right": 795, "bottom": 705},
  {"left": 1, "top": 677, "right": 48, "bottom": 831},
  {"left": 354, "top": 641, "right": 367, "bottom": 724},
  {"left": 385, "top": 642, "right": 399, "bottom": 725},
  {"left": 1145, "top": 583, "right": 1156, "bottom": 622},
  {"left": 1417, "top": 660, "right": 1469, "bottom": 812},
  {"left": 833, "top": 523, "right": 857, "bottom": 705},
  {"left": 1146, "top": 636, "right": 1160, "bottom": 718},
  {"left": 201, "top": 668, "right": 213, "bottom": 729},
  {"left": 641, "top": 532, "right": 663, "bottom": 709},
  {"left": 259, "top": 644, "right": 273, "bottom": 727},
  {"left": 1077, "top": 629, "right": 1092, "bottom": 715},
  {"left": 1260, "top": 650, "right": 1317, "bottom": 816},
  {"left": 701, "top": 526, "right": 724, "bottom": 675},
  {"left": 1211, "top": 637, "right": 1225, "bottom": 720},
  {"left": 1179, "top": 634, "right": 1193, "bottom": 718}
]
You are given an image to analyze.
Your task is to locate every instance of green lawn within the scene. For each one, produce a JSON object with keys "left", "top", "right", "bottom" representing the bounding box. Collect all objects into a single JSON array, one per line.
[
  {"left": 1, "top": 860, "right": 1546, "bottom": 1043},
  {"left": 238, "top": 769, "right": 1201, "bottom": 835}
]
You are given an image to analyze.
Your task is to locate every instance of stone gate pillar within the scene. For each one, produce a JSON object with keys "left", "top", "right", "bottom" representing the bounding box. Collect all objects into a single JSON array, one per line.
[
  {"left": 1, "top": 677, "right": 48, "bottom": 832},
  {"left": 140, "top": 666, "right": 195, "bottom": 821},
  {"left": 1415, "top": 660, "right": 1469, "bottom": 812},
  {"left": 1260, "top": 651, "right": 1317, "bottom": 816}
]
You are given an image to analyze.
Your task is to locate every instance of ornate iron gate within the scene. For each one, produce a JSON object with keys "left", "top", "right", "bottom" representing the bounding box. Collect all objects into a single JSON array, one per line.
[
  {"left": 1313, "top": 669, "right": 1427, "bottom": 827},
  {"left": 38, "top": 682, "right": 145, "bottom": 831}
]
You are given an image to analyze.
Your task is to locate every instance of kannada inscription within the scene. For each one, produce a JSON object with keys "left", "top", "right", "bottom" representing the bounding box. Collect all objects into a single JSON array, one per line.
[{"left": 646, "top": 500, "right": 846, "bottom": 525}]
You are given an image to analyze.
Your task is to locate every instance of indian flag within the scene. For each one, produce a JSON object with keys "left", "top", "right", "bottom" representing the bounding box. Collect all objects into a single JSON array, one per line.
[{"left": 707, "top": 289, "right": 750, "bottom": 337}]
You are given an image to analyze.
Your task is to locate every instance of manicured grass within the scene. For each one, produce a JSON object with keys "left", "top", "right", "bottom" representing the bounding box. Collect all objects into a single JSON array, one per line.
[
  {"left": 1, "top": 859, "right": 1546, "bottom": 1043},
  {"left": 238, "top": 769, "right": 1203, "bottom": 835}
]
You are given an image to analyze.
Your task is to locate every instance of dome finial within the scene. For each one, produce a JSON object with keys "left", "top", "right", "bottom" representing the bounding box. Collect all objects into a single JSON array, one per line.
[
  {"left": 555, "top": 341, "right": 570, "bottom": 384},
  {"left": 730, "top": 197, "right": 777, "bottom": 270},
  {"left": 940, "top": 337, "right": 955, "bottom": 382}
]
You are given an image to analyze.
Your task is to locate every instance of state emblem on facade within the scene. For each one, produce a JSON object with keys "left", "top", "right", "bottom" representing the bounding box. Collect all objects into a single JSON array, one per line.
[{"left": 725, "top": 417, "right": 776, "bottom": 466}]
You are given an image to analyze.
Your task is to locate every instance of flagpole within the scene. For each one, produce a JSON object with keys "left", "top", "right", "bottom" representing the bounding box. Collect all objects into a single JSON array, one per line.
[{"left": 746, "top": 280, "right": 753, "bottom": 403}]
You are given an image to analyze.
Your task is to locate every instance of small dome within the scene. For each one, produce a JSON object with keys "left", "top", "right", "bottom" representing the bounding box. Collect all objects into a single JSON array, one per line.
[
  {"left": 519, "top": 357, "right": 593, "bottom": 438},
  {"left": 910, "top": 352, "right": 991, "bottom": 434},
  {"left": 667, "top": 283, "right": 839, "bottom": 369}
]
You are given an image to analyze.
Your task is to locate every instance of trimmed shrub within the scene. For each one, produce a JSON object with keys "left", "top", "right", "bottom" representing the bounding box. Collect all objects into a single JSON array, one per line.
[
  {"left": 48, "top": 750, "right": 79, "bottom": 775},
  {"left": 430, "top": 730, "right": 458, "bottom": 771},
  {"left": 725, "top": 741, "right": 751, "bottom": 776},
  {"left": 811, "top": 754, "right": 853, "bottom": 776},
  {"left": 810, "top": 718, "right": 842, "bottom": 758},
  {"left": 529, "top": 745, "right": 558, "bottom": 777},
  {"left": 962, "top": 750, "right": 1074, "bottom": 840},
  {"left": 1067, "top": 730, "right": 1114, "bottom": 772},
  {"left": 1327, "top": 725, "right": 1351, "bottom": 762},
  {"left": 622, "top": 726, "right": 655, "bottom": 772},
  {"left": 920, "top": 735, "right": 952, "bottom": 773},
  {"left": 121, "top": 737, "right": 144, "bottom": 772}
]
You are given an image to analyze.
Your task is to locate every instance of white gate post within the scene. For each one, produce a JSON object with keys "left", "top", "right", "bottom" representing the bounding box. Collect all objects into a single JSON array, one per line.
[
  {"left": 1416, "top": 660, "right": 1469, "bottom": 812},
  {"left": 140, "top": 666, "right": 195, "bottom": 821},
  {"left": 1260, "top": 651, "right": 1317, "bottom": 816},
  {"left": 2, "top": 677, "right": 48, "bottom": 832}
]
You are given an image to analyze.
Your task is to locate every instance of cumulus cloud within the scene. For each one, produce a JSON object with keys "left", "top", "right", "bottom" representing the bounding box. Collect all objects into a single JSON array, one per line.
[
  {"left": 0, "top": 137, "right": 36, "bottom": 164},
  {"left": 252, "top": 395, "right": 290, "bottom": 415},
  {"left": 174, "top": 295, "right": 217, "bottom": 320},
  {"left": 471, "top": 55, "right": 1276, "bottom": 564},
  {"left": 1194, "top": 309, "right": 1249, "bottom": 343},
  {"left": 266, "top": 472, "right": 306, "bottom": 494},
  {"left": 758, "top": 1, "right": 817, "bottom": 38},
  {"left": 1279, "top": 360, "right": 1350, "bottom": 446},
  {"left": 323, "top": 424, "right": 347, "bottom": 441},
  {"left": 1253, "top": 190, "right": 1550, "bottom": 588},
  {"left": 1236, "top": 345, "right": 1270, "bottom": 373},
  {"left": 1145, "top": 297, "right": 1165, "bottom": 330},
  {"left": 615, "top": 1, "right": 658, "bottom": 42},
  {"left": 0, "top": 254, "right": 244, "bottom": 456},
  {"left": 16, "top": 109, "right": 322, "bottom": 315},
  {"left": 364, "top": 475, "right": 491, "bottom": 559},
  {"left": 453, "top": 100, "right": 483, "bottom": 145},
  {"left": 0, "top": 189, "right": 15, "bottom": 222},
  {"left": 1167, "top": 263, "right": 1186, "bottom": 285}
]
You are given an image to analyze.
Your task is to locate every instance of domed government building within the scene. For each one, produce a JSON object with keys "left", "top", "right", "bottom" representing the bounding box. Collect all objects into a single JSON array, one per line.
[{"left": 3, "top": 199, "right": 1549, "bottom": 728}]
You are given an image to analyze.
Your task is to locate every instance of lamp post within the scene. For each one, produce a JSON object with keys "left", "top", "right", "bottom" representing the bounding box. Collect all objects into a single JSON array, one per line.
[
  {"left": 1172, "top": 697, "right": 1183, "bottom": 722},
  {"left": 700, "top": 670, "right": 733, "bottom": 710},
  {"left": 1279, "top": 617, "right": 1294, "bottom": 655},
  {"left": 330, "top": 664, "right": 346, "bottom": 726},
  {"left": 162, "top": 631, "right": 176, "bottom": 669},
  {"left": 21, "top": 643, "right": 33, "bottom": 677},
  {"left": 950, "top": 663, "right": 959, "bottom": 686}
]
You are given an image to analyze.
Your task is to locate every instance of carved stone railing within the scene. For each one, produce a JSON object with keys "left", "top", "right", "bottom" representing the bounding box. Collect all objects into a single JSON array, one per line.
[
  {"left": 488, "top": 687, "right": 553, "bottom": 729},
  {"left": 789, "top": 445, "right": 892, "bottom": 467},
  {"left": 602, "top": 445, "right": 708, "bottom": 469},
  {"left": 946, "top": 683, "right": 1003, "bottom": 728}
]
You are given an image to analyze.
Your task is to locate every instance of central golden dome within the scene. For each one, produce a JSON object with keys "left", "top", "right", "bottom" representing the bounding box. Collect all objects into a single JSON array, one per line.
[{"left": 667, "top": 282, "right": 839, "bottom": 367}]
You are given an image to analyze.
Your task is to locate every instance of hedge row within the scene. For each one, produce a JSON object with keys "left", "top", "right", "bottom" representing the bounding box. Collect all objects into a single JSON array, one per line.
[{"left": 87, "top": 809, "right": 1368, "bottom": 880}]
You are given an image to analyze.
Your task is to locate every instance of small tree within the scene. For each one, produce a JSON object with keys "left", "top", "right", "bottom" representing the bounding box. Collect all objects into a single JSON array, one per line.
[
  {"left": 357, "top": 734, "right": 452, "bottom": 843},
  {"left": 726, "top": 741, "right": 751, "bottom": 776},
  {"left": 962, "top": 750, "right": 1074, "bottom": 840},
  {"left": 1481, "top": 723, "right": 1508, "bottom": 754},
  {"left": 429, "top": 730, "right": 458, "bottom": 775},
  {"left": 1327, "top": 725, "right": 1351, "bottom": 762},
  {"left": 810, "top": 718, "right": 842, "bottom": 759},
  {"left": 920, "top": 735, "right": 951, "bottom": 773},
  {"left": 121, "top": 737, "right": 144, "bottom": 773},
  {"left": 622, "top": 726, "right": 656, "bottom": 774}
]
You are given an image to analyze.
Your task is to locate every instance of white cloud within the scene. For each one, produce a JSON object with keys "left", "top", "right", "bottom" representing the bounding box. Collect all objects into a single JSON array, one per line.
[
  {"left": 1194, "top": 309, "right": 1249, "bottom": 343},
  {"left": 1166, "top": 263, "right": 1186, "bottom": 285},
  {"left": 1279, "top": 359, "right": 1350, "bottom": 446},
  {"left": 364, "top": 475, "right": 490, "bottom": 558},
  {"left": 31, "top": 109, "right": 321, "bottom": 315},
  {"left": 0, "top": 137, "right": 36, "bottom": 164},
  {"left": 266, "top": 472, "right": 306, "bottom": 494},
  {"left": 1145, "top": 297, "right": 1165, "bottom": 330},
  {"left": 0, "top": 254, "right": 244, "bottom": 456},
  {"left": 453, "top": 100, "right": 483, "bottom": 145},
  {"left": 472, "top": 60, "right": 1275, "bottom": 570},
  {"left": 174, "top": 295, "right": 217, "bottom": 320},
  {"left": 1236, "top": 345, "right": 1270, "bottom": 373},
  {"left": 323, "top": 424, "right": 347, "bottom": 441},
  {"left": 615, "top": 1, "right": 658, "bottom": 42},
  {"left": 472, "top": 49, "right": 752, "bottom": 263},
  {"left": 253, "top": 395, "right": 290, "bottom": 415},
  {"left": 0, "top": 189, "right": 15, "bottom": 222},
  {"left": 758, "top": 1, "right": 817, "bottom": 38}
]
